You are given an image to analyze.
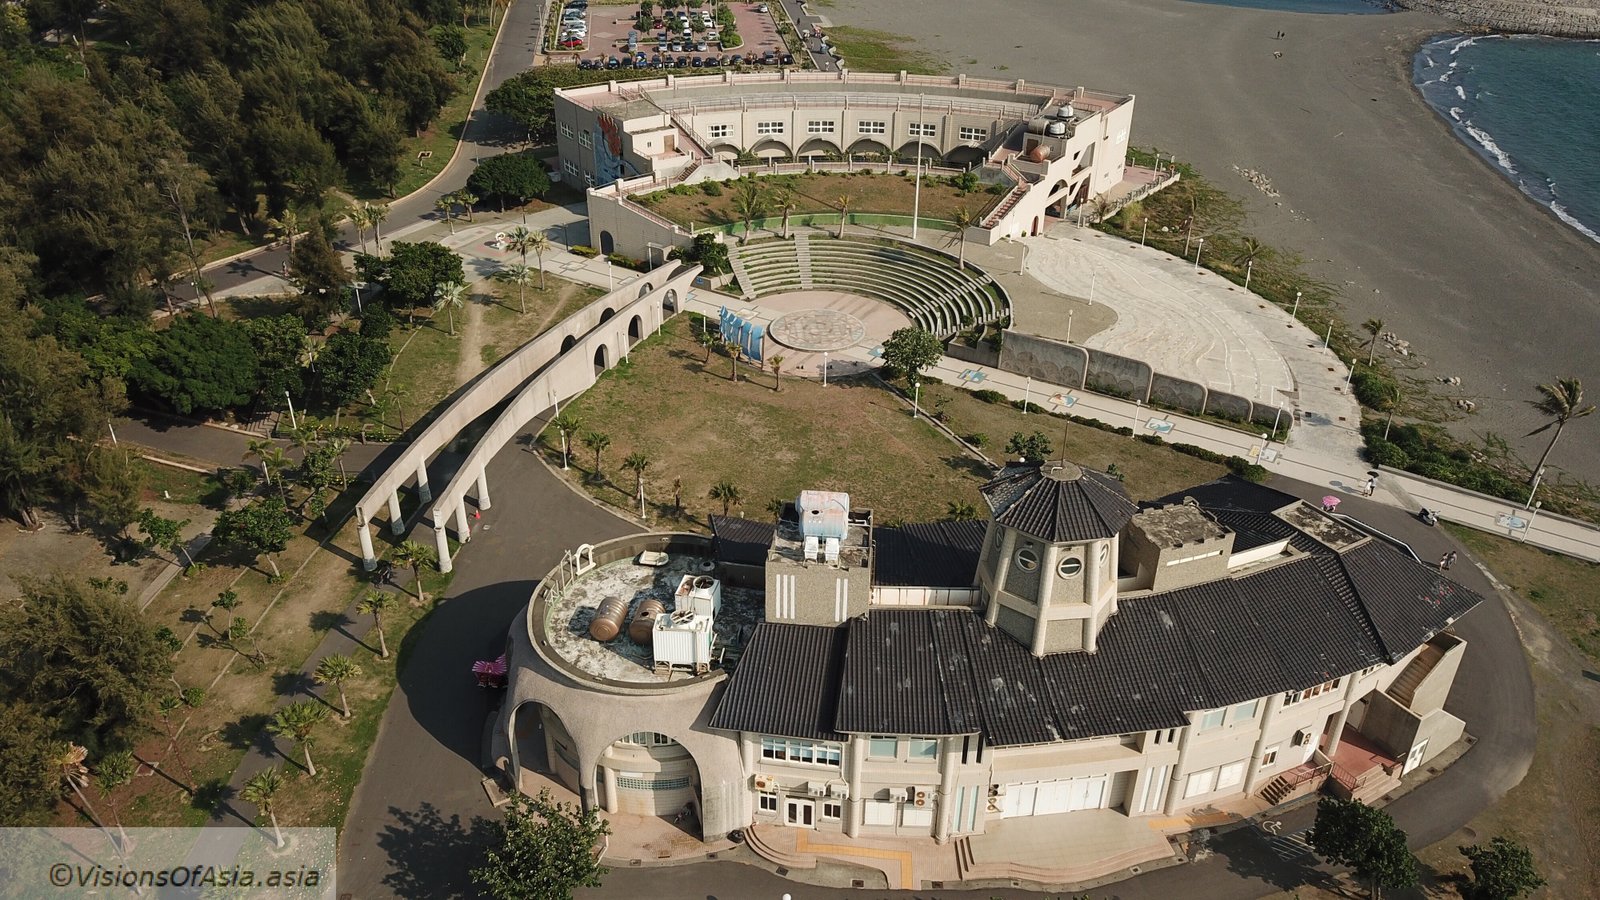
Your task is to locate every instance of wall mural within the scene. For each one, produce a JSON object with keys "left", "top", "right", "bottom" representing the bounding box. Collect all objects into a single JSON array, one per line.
[{"left": 592, "top": 114, "right": 636, "bottom": 185}]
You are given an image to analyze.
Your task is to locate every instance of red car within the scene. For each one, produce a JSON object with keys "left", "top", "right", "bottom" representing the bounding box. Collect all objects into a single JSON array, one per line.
[{"left": 559, "top": 37, "right": 585, "bottom": 49}]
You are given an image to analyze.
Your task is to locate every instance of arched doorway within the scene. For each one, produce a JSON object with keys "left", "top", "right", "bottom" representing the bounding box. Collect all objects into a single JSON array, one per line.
[
  {"left": 797, "top": 137, "right": 840, "bottom": 159},
  {"left": 662, "top": 289, "right": 678, "bottom": 313},
  {"left": 594, "top": 344, "right": 610, "bottom": 373},
  {"left": 945, "top": 145, "right": 985, "bottom": 168},
  {"left": 628, "top": 315, "right": 643, "bottom": 343},
  {"left": 595, "top": 731, "right": 706, "bottom": 840},
  {"left": 637, "top": 282, "right": 654, "bottom": 298},
  {"left": 749, "top": 138, "right": 791, "bottom": 161},
  {"left": 510, "top": 701, "right": 578, "bottom": 796},
  {"left": 847, "top": 138, "right": 890, "bottom": 160},
  {"left": 599, "top": 230, "right": 615, "bottom": 255},
  {"left": 896, "top": 141, "right": 941, "bottom": 164},
  {"left": 561, "top": 334, "right": 578, "bottom": 354}
]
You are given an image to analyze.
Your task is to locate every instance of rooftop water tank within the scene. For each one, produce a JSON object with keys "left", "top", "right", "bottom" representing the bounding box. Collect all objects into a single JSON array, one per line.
[
  {"left": 1045, "top": 120, "right": 1068, "bottom": 137},
  {"left": 797, "top": 490, "right": 850, "bottom": 540}
]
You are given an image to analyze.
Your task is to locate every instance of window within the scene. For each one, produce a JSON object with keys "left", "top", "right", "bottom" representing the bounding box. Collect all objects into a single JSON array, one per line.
[
  {"left": 622, "top": 732, "right": 674, "bottom": 746},
  {"left": 761, "top": 737, "right": 842, "bottom": 766},
  {"left": 1285, "top": 677, "right": 1343, "bottom": 705},
  {"left": 807, "top": 120, "right": 836, "bottom": 134},
  {"left": 757, "top": 121, "right": 785, "bottom": 135},
  {"left": 908, "top": 738, "right": 938, "bottom": 760},
  {"left": 1216, "top": 760, "right": 1246, "bottom": 790},
  {"left": 758, "top": 791, "right": 779, "bottom": 813},
  {"left": 707, "top": 123, "right": 731, "bottom": 139},
  {"left": 858, "top": 120, "right": 886, "bottom": 135},
  {"left": 1232, "top": 700, "right": 1260, "bottom": 721},
  {"left": 909, "top": 122, "right": 936, "bottom": 137},
  {"left": 821, "top": 800, "right": 842, "bottom": 820},
  {"left": 579, "top": 131, "right": 593, "bottom": 148},
  {"left": 1184, "top": 768, "right": 1216, "bottom": 798},
  {"left": 1198, "top": 709, "right": 1226, "bottom": 731},
  {"left": 1057, "top": 556, "right": 1082, "bottom": 578},
  {"left": 992, "top": 529, "right": 1003, "bottom": 549},
  {"left": 1014, "top": 548, "right": 1039, "bottom": 571},
  {"left": 1098, "top": 543, "right": 1109, "bottom": 567},
  {"left": 958, "top": 126, "right": 988, "bottom": 142},
  {"left": 868, "top": 737, "right": 898, "bottom": 759},
  {"left": 901, "top": 804, "right": 934, "bottom": 828},
  {"left": 616, "top": 775, "right": 691, "bottom": 790},
  {"left": 563, "top": 160, "right": 579, "bottom": 178},
  {"left": 560, "top": 122, "right": 574, "bottom": 139},
  {"left": 1261, "top": 746, "right": 1280, "bottom": 768}
]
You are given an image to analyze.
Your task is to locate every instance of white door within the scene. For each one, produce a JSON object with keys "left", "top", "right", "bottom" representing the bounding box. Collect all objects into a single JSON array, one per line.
[
  {"left": 1069, "top": 774, "right": 1108, "bottom": 811},
  {"left": 1402, "top": 739, "right": 1428, "bottom": 775},
  {"left": 784, "top": 797, "right": 815, "bottom": 828},
  {"left": 1034, "top": 780, "right": 1073, "bottom": 815},
  {"left": 1000, "top": 783, "right": 1037, "bottom": 818}
]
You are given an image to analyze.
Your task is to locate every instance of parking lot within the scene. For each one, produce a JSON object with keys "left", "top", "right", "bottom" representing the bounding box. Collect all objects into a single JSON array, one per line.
[{"left": 555, "top": 1, "right": 793, "bottom": 71}]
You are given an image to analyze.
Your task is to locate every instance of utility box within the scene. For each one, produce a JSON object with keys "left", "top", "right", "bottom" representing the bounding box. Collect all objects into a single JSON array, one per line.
[
  {"left": 652, "top": 610, "right": 714, "bottom": 669},
  {"left": 675, "top": 574, "right": 722, "bottom": 617}
]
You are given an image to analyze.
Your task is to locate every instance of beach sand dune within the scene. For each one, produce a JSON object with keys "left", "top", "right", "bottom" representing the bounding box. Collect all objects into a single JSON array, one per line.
[{"left": 828, "top": 0, "right": 1600, "bottom": 479}]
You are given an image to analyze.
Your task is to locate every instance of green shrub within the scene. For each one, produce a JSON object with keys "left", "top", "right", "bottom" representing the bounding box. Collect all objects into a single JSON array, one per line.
[
  {"left": 972, "top": 388, "right": 1008, "bottom": 405},
  {"left": 1136, "top": 434, "right": 1165, "bottom": 446},
  {"left": 1351, "top": 369, "right": 1400, "bottom": 411},
  {"left": 1172, "top": 443, "right": 1228, "bottom": 464},
  {"left": 699, "top": 181, "right": 723, "bottom": 197},
  {"left": 1226, "top": 456, "right": 1270, "bottom": 483},
  {"left": 606, "top": 252, "right": 647, "bottom": 271},
  {"left": 570, "top": 245, "right": 600, "bottom": 258},
  {"left": 964, "top": 432, "right": 988, "bottom": 447}
]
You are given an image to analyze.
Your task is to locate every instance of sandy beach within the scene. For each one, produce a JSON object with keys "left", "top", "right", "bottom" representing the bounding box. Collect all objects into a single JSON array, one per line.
[{"left": 824, "top": 0, "right": 1600, "bottom": 480}]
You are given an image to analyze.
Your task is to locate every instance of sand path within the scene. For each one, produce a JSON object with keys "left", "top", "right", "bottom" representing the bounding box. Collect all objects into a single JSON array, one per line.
[
  {"left": 454, "top": 288, "right": 489, "bottom": 387},
  {"left": 827, "top": 0, "right": 1600, "bottom": 478}
]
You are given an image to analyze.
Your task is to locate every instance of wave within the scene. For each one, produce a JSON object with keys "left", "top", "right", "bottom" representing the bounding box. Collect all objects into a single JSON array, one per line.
[
  {"left": 1463, "top": 123, "right": 1517, "bottom": 175},
  {"left": 1454, "top": 84, "right": 1465, "bottom": 100},
  {"left": 1448, "top": 106, "right": 1463, "bottom": 122},
  {"left": 1552, "top": 202, "right": 1600, "bottom": 242}
]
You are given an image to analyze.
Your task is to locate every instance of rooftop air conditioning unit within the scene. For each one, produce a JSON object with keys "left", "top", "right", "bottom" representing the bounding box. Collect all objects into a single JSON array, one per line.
[
  {"left": 753, "top": 774, "right": 774, "bottom": 791},
  {"left": 888, "top": 788, "right": 908, "bottom": 803},
  {"left": 828, "top": 783, "right": 849, "bottom": 799},
  {"left": 824, "top": 537, "right": 841, "bottom": 564},
  {"left": 808, "top": 782, "right": 828, "bottom": 797},
  {"left": 913, "top": 789, "right": 929, "bottom": 808}
]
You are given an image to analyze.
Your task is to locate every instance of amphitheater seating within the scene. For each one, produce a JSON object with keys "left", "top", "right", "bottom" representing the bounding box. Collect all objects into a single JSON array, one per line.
[{"left": 730, "top": 235, "right": 1008, "bottom": 338}]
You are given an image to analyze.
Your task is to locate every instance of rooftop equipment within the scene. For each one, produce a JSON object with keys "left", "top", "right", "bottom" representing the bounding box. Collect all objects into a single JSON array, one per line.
[
  {"left": 797, "top": 490, "right": 850, "bottom": 540},
  {"left": 675, "top": 574, "right": 722, "bottom": 616},
  {"left": 588, "top": 596, "right": 629, "bottom": 641},
  {"left": 653, "top": 609, "right": 714, "bottom": 669},
  {"left": 628, "top": 598, "right": 666, "bottom": 644}
]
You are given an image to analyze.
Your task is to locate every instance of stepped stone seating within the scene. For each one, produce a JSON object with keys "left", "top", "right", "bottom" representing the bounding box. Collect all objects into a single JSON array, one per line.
[{"left": 730, "top": 236, "right": 1009, "bottom": 338}]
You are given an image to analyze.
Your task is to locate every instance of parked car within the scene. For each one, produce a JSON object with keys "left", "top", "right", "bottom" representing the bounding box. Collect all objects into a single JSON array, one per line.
[
  {"left": 781, "top": 53, "right": 794, "bottom": 65},
  {"left": 755, "top": 3, "right": 769, "bottom": 12},
  {"left": 606, "top": 55, "right": 619, "bottom": 68},
  {"left": 559, "top": 37, "right": 584, "bottom": 49},
  {"left": 675, "top": 55, "right": 689, "bottom": 68},
  {"left": 695, "top": 41, "right": 708, "bottom": 52}
]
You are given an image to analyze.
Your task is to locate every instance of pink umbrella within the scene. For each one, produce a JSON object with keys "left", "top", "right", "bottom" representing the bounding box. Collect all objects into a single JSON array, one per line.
[{"left": 1321, "top": 496, "right": 1341, "bottom": 512}]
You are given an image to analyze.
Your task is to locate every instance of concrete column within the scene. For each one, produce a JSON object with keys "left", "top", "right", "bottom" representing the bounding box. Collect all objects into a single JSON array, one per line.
[
  {"left": 843, "top": 737, "right": 866, "bottom": 838},
  {"left": 580, "top": 759, "right": 599, "bottom": 812},
  {"left": 415, "top": 460, "right": 431, "bottom": 503},
  {"left": 1031, "top": 543, "right": 1060, "bottom": 656},
  {"left": 357, "top": 512, "right": 377, "bottom": 571},
  {"left": 1243, "top": 692, "right": 1285, "bottom": 793},
  {"left": 456, "top": 497, "right": 472, "bottom": 543},
  {"left": 1127, "top": 763, "right": 1152, "bottom": 816},
  {"left": 388, "top": 491, "right": 405, "bottom": 535},
  {"left": 985, "top": 529, "right": 1017, "bottom": 627},
  {"left": 933, "top": 737, "right": 960, "bottom": 843},
  {"left": 602, "top": 764, "right": 619, "bottom": 814},
  {"left": 1324, "top": 676, "right": 1363, "bottom": 758},
  {"left": 434, "top": 520, "right": 453, "bottom": 574},
  {"left": 1163, "top": 717, "right": 1196, "bottom": 815},
  {"left": 476, "top": 465, "right": 492, "bottom": 510}
]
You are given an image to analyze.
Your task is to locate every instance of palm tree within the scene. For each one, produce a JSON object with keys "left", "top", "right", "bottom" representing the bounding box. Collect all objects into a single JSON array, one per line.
[
  {"left": 506, "top": 225, "right": 532, "bottom": 265},
  {"left": 623, "top": 452, "right": 650, "bottom": 517},
  {"left": 946, "top": 206, "right": 981, "bottom": 268},
  {"left": 1363, "top": 318, "right": 1386, "bottom": 366},
  {"left": 457, "top": 189, "right": 479, "bottom": 223},
  {"left": 709, "top": 479, "right": 741, "bottom": 516},
  {"left": 1527, "top": 377, "right": 1596, "bottom": 483},
  {"left": 769, "top": 354, "right": 785, "bottom": 391},
  {"left": 245, "top": 439, "right": 275, "bottom": 484},
  {"left": 550, "top": 412, "right": 580, "bottom": 470},
  {"left": 241, "top": 767, "right": 287, "bottom": 848},
  {"left": 582, "top": 431, "right": 612, "bottom": 479},
  {"left": 435, "top": 196, "right": 455, "bottom": 234},
  {"left": 946, "top": 500, "right": 979, "bottom": 520},
  {"left": 433, "top": 280, "right": 467, "bottom": 335},
  {"left": 58, "top": 744, "right": 117, "bottom": 846},
  {"left": 156, "top": 696, "right": 197, "bottom": 789},
  {"left": 772, "top": 189, "right": 797, "bottom": 239},
  {"left": 1232, "top": 237, "right": 1271, "bottom": 269},
  {"left": 300, "top": 335, "right": 323, "bottom": 373},
  {"left": 270, "top": 208, "right": 301, "bottom": 254},
  {"left": 269, "top": 701, "right": 330, "bottom": 777},
  {"left": 357, "top": 589, "right": 398, "bottom": 659},
  {"left": 94, "top": 750, "right": 135, "bottom": 852},
  {"left": 732, "top": 179, "right": 767, "bottom": 243},
  {"left": 349, "top": 204, "right": 370, "bottom": 255},
  {"left": 698, "top": 329, "right": 718, "bottom": 364},
  {"left": 392, "top": 540, "right": 437, "bottom": 604},
  {"left": 672, "top": 476, "right": 683, "bottom": 512},
  {"left": 498, "top": 264, "right": 535, "bottom": 315},
  {"left": 369, "top": 203, "right": 391, "bottom": 250},
  {"left": 835, "top": 193, "right": 852, "bottom": 238},
  {"left": 314, "top": 654, "right": 363, "bottom": 718},
  {"left": 725, "top": 337, "right": 741, "bottom": 382},
  {"left": 526, "top": 231, "right": 551, "bottom": 289}
]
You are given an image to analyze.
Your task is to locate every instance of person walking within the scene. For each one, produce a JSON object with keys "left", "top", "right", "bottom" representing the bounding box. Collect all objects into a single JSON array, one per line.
[
  {"left": 1438, "top": 550, "right": 1457, "bottom": 571},
  {"left": 1364, "top": 475, "right": 1378, "bottom": 497}
]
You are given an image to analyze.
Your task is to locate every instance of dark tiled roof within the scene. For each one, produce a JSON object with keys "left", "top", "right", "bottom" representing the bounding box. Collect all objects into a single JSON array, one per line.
[
  {"left": 873, "top": 520, "right": 986, "bottom": 587},
  {"left": 710, "top": 515, "right": 774, "bottom": 567},
  {"left": 1336, "top": 540, "right": 1482, "bottom": 661},
  {"left": 981, "top": 461, "right": 1137, "bottom": 542},
  {"left": 708, "top": 623, "right": 845, "bottom": 741},
  {"left": 1152, "top": 476, "right": 1300, "bottom": 515},
  {"left": 835, "top": 612, "right": 952, "bottom": 735}
]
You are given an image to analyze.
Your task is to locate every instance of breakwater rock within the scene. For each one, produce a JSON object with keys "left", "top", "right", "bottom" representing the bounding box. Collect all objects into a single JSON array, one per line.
[{"left": 1396, "top": 0, "right": 1600, "bottom": 38}]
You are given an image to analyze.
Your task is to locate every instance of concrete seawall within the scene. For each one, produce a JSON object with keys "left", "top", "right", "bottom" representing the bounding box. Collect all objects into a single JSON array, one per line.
[{"left": 1398, "top": 0, "right": 1600, "bottom": 38}]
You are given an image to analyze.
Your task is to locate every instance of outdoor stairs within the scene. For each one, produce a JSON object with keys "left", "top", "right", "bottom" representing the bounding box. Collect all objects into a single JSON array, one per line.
[
  {"left": 1387, "top": 643, "right": 1445, "bottom": 709},
  {"left": 1260, "top": 763, "right": 1328, "bottom": 807},
  {"left": 955, "top": 833, "right": 1171, "bottom": 884},
  {"left": 743, "top": 824, "right": 815, "bottom": 870},
  {"left": 795, "top": 233, "right": 814, "bottom": 287},
  {"left": 726, "top": 244, "right": 756, "bottom": 299}
]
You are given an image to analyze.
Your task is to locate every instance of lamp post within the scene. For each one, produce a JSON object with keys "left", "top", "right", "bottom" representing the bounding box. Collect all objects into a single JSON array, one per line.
[
  {"left": 1131, "top": 399, "right": 1140, "bottom": 437},
  {"left": 912, "top": 378, "right": 921, "bottom": 419},
  {"left": 822, "top": 351, "right": 829, "bottom": 387},
  {"left": 1088, "top": 269, "right": 1098, "bottom": 306},
  {"left": 911, "top": 153, "right": 923, "bottom": 240},
  {"left": 285, "top": 390, "right": 299, "bottom": 430},
  {"left": 607, "top": 260, "right": 614, "bottom": 291},
  {"left": 1244, "top": 259, "right": 1254, "bottom": 291},
  {"left": 1526, "top": 466, "right": 1546, "bottom": 509},
  {"left": 1067, "top": 309, "right": 1074, "bottom": 342},
  {"left": 1193, "top": 237, "right": 1204, "bottom": 273},
  {"left": 1291, "top": 290, "right": 1302, "bottom": 320},
  {"left": 1522, "top": 500, "right": 1543, "bottom": 541},
  {"left": 1140, "top": 217, "right": 1149, "bottom": 246},
  {"left": 1022, "top": 376, "right": 1032, "bottom": 414},
  {"left": 1324, "top": 322, "right": 1333, "bottom": 349}
]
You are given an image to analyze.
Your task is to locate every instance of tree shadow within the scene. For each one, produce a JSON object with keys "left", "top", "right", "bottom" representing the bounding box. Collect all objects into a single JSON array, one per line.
[
  {"left": 310, "top": 609, "right": 373, "bottom": 652},
  {"left": 218, "top": 713, "right": 273, "bottom": 753},
  {"left": 1210, "top": 825, "right": 1335, "bottom": 893},
  {"left": 943, "top": 454, "right": 994, "bottom": 478},
  {"left": 377, "top": 802, "right": 499, "bottom": 900},
  {"left": 273, "top": 670, "right": 317, "bottom": 701}
]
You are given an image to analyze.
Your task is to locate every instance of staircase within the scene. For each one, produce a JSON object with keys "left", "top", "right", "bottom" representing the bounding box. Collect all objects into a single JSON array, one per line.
[
  {"left": 726, "top": 243, "right": 756, "bottom": 299},
  {"left": 1260, "top": 762, "right": 1330, "bottom": 807},
  {"left": 1330, "top": 763, "right": 1403, "bottom": 805},
  {"left": 1387, "top": 643, "right": 1445, "bottom": 708},
  {"left": 794, "top": 233, "right": 814, "bottom": 287},
  {"left": 742, "top": 824, "right": 815, "bottom": 870}
]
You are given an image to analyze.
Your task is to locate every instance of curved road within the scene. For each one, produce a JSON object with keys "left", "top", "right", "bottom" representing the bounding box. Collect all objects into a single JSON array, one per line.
[{"left": 192, "top": 0, "right": 550, "bottom": 299}]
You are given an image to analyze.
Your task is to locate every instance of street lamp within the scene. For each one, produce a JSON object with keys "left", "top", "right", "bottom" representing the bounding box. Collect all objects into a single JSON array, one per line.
[
  {"left": 1522, "top": 500, "right": 1543, "bottom": 541},
  {"left": 1244, "top": 258, "right": 1254, "bottom": 291},
  {"left": 1193, "top": 237, "right": 1204, "bottom": 273},
  {"left": 1526, "top": 466, "right": 1547, "bottom": 509},
  {"left": 1291, "top": 291, "right": 1302, "bottom": 320},
  {"left": 285, "top": 390, "right": 299, "bottom": 430},
  {"left": 912, "top": 378, "right": 921, "bottom": 419},
  {"left": 1088, "top": 269, "right": 1098, "bottom": 306},
  {"left": 1022, "top": 376, "right": 1032, "bottom": 414},
  {"left": 1067, "top": 309, "right": 1074, "bottom": 342},
  {"left": 822, "top": 351, "right": 829, "bottom": 387},
  {"left": 1140, "top": 217, "right": 1149, "bottom": 246}
]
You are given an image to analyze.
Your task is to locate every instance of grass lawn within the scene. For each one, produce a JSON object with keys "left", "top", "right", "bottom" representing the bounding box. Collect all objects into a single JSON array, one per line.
[
  {"left": 377, "top": 21, "right": 501, "bottom": 200},
  {"left": 1445, "top": 524, "right": 1600, "bottom": 665},
  {"left": 544, "top": 316, "right": 990, "bottom": 526},
  {"left": 916, "top": 381, "right": 1228, "bottom": 502},
  {"left": 479, "top": 275, "right": 606, "bottom": 367},
  {"left": 636, "top": 171, "right": 1001, "bottom": 231},
  {"left": 826, "top": 27, "right": 947, "bottom": 75}
]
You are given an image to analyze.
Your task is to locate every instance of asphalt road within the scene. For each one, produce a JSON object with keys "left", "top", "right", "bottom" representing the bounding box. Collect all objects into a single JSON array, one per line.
[
  {"left": 188, "top": 0, "right": 549, "bottom": 301},
  {"left": 779, "top": 0, "right": 839, "bottom": 72}
]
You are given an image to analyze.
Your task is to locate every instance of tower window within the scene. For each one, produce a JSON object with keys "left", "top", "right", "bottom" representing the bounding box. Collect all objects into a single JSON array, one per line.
[
  {"left": 1014, "top": 548, "right": 1039, "bottom": 571},
  {"left": 1057, "top": 557, "right": 1083, "bottom": 578}
]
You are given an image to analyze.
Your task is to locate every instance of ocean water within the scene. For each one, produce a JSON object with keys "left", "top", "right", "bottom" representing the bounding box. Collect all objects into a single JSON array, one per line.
[
  {"left": 1180, "top": 0, "right": 1391, "bottom": 14},
  {"left": 1415, "top": 34, "right": 1600, "bottom": 244}
]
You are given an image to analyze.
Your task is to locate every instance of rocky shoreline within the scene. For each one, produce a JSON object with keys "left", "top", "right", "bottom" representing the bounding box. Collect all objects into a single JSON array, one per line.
[{"left": 1397, "top": 0, "right": 1600, "bottom": 38}]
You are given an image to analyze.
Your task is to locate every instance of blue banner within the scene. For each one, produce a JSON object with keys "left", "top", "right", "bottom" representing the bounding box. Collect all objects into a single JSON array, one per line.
[{"left": 718, "top": 307, "right": 764, "bottom": 363}]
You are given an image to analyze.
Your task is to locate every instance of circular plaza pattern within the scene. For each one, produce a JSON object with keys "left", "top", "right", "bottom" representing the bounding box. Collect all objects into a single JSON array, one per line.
[{"left": 767, "top": 308, "right": 868, "bottom": 352}]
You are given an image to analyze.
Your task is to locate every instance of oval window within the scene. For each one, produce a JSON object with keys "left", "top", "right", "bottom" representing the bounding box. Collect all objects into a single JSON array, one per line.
[
  {"left": 1015, "top": 548, "right": 1039, "bottom": 571},
  {"left": 1057, "top": 557, "right": 1083, "bottom": 578}
]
